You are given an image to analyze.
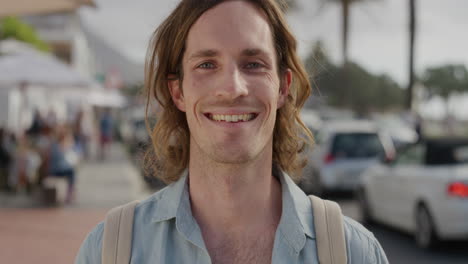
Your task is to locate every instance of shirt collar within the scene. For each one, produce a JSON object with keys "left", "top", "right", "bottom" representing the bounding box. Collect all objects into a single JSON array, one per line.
[
  {"left": 150, "top": 167, "right": 316, "bottom": 251},
  {"left": 150, "top": 170, "right": 188, "bottom": 223},
  {"left": 150, "top": 170, "right": 207, "bottom": 249}
]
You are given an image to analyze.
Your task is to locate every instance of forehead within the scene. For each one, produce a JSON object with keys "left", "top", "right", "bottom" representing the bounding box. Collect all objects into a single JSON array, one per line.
[{"left": 184, "top": 1, "right": 276, "bottom": 60}]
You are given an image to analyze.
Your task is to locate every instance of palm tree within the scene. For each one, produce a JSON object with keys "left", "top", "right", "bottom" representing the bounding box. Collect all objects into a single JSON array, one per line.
[
  {"left": 321, "top": 0, "right": 374, "bottom": 108},
  {"left": 406, "top": 0, "right": 416, "bottom": 110},
  {"left": 323, "top": 0, "right": 368, "bottom": 66}
]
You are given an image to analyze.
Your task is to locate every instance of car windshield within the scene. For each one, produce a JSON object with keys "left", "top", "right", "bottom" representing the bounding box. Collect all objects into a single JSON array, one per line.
[{"left": 331, "top": 133, "right": 384, "bottom": 159}]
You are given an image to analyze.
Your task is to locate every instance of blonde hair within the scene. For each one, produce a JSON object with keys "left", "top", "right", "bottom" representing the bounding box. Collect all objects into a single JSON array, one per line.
[{"left": 144, "top": 0, "right": 313, "bottom": 183}]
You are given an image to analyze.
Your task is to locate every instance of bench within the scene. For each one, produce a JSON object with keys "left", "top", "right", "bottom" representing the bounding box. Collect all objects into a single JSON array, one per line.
[{"left": 42, "top": 177, "right": 68, "bottom": 205}]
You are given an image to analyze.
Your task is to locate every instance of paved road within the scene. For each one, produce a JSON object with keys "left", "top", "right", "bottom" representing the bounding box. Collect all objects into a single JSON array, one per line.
[
  {"left": 0, "top": 208, "right": 108, "bottom": 263},
  {"left": 334, "top": 195, "right": 468, "bottom": 264}
]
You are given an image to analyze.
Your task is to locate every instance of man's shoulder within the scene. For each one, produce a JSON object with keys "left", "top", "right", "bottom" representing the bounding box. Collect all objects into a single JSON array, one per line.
[
  {"left": 342, "top": 216, "right": 389, "bottom": 263},
  {"left": 75, "top": 187, "right": 174, "bottom": 263},
  {"left": 343, "top": 215, "right": 376, "bottom": 242},
  {"left": 75, "top": 221, "right": 105, "bottom": 263}
]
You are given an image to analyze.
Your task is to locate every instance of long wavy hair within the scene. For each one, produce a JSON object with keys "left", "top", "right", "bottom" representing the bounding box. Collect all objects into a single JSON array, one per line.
[{"left": 144, "top": 0, "right": 314, "bottom": 183}]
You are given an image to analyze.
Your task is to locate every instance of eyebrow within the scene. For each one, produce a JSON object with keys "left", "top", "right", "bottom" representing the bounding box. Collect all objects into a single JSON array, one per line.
[
  {"left": 187, "top": 48, "right": 271, "bottom": 61},
  {"left": 241, "top": 48, "right": 269, "bottom": 57},
  {"left": 188, "top": 49, "right": 219, "bottom": 61}
]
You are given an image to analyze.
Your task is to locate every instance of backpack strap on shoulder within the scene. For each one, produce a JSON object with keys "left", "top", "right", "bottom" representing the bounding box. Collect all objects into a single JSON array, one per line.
[
  {"left": 309, "top": 195, "right": 347, "bottom": 264},
  {"left": 102, "top": 200, "right": 139, "bottom": 264}
]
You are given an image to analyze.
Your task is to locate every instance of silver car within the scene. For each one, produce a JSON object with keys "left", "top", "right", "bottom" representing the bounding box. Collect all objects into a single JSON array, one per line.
[{"left": 300, "top": 120, "right": 395, "bottom": 196}]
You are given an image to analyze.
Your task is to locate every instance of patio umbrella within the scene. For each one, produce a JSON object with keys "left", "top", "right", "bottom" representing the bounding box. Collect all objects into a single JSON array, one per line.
[
  {"left": 0, "top": 51, "right": 92, "bottom": 87},
  {"left": 0, "top": 40, "right": 95, "bottom": 133}
]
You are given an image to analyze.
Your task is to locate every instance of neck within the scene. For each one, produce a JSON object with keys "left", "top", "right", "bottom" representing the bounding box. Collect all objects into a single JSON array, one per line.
[{"left": 188, "top": 142, "right": 282, "bottom": 243}]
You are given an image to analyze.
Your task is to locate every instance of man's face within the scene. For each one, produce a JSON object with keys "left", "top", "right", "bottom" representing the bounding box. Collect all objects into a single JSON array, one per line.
[{"left": 170, "top": 0, "right": 291, "bottom": 164}]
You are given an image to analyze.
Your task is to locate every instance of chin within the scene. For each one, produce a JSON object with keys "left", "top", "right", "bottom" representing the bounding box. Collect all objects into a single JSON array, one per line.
[{"left": 208, "top": 145, "right": 258, "bottom": 165}]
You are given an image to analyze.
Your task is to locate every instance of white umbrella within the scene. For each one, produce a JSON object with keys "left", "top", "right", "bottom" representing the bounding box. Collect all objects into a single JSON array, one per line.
[
  {"left": 0, "top": 40, "right": 96, "bottom": 132},
  {"left": 0, "top": 52, "right": 92, "bottom": 87}
]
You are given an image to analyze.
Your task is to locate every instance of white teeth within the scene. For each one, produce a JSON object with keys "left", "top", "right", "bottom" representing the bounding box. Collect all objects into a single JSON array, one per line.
[{"left": 209, "top": 114, "right": 254, "bottom": 122}]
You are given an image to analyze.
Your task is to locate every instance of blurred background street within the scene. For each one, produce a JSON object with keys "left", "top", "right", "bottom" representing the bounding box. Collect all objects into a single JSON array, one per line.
[
  {"left": 0, "top": 143, "right": 154, "bottom": 263},
  {"left": 1, "top": 0, "right": 468, "bottom": 263}
]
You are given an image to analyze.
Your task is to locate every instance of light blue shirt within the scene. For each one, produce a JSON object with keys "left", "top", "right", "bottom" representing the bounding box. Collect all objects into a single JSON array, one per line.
[{"left": 75, "top": 170, "right": 388, "bottom": 263}]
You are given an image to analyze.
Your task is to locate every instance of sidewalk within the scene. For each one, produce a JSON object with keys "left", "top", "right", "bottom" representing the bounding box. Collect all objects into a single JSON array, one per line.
[
  {"left": 72, "top": 143, "right": 153, "bottom": 208},
  {"left": 0, "top": 143, "right": 155, "bottom": 264}
]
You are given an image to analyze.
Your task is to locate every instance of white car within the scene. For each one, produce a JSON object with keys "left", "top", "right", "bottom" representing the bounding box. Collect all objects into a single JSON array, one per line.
[
  {"left": 358, "top": 139, "right": 468, "bottom": 249},
  {"left": 300, "top": 120, "right": 395, "bottom": 196}
]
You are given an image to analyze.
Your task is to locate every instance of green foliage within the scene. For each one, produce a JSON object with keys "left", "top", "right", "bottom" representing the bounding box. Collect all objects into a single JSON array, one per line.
[
  {"left": 421, "top": 64, "right": 468, "bottom": 100},
  {"left": 0, "top": 16, "right": 50, "bottom": 52},
  {"left": 305, "top": 41, "right": 404, "bottom": 113}
]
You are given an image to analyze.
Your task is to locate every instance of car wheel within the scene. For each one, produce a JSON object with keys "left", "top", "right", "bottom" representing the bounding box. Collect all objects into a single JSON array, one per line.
[
  {"left": 356, "top": 188, "right": 372, "bottom": 225},
  {"left": 415, "top": 205, "right": 438, "bottom": 249}
]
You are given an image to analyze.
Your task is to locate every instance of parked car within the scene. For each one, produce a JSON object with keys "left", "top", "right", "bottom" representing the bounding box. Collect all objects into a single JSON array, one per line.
[
  {"left": 357, "top": 138, "right": 468, "bottom": 249},
  {"left": 300, "top": 120, "right": 395, "bottom": 196}
]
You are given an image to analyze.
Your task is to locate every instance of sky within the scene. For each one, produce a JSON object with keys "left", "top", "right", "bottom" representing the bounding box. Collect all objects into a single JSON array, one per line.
[{"left": 79, "top": 0, "right": 468, "bottom": 118}]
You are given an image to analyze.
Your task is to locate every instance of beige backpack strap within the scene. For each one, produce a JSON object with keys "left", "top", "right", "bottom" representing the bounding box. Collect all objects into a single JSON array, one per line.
[
  {"left": 309, "top": 195, "right": 347, "bottom": 264},
  {"left": 102, "top": 200, "right": 139, "bottom": 264}
]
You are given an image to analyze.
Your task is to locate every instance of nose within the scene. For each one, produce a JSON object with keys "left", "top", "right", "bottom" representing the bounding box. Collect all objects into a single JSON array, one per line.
[{"left": 214, "top": 63, "right": 248, "bottom": 100}]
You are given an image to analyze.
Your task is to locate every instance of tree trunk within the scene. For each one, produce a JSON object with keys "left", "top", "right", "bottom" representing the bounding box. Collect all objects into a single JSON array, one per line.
[
  {"left": 406, "top": 0, "right": 416, "bottom": 110},
  {"left": 342, "top": 0, "right": 351, "bottom": 107},
  {"left": 342, "top": 0, "right": 350, "bottom": 66}
]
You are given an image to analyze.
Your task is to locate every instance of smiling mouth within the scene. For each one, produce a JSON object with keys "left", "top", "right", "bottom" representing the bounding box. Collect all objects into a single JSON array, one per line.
[{"left": 205, "top": 113, "right": 258, "bottom": 122}]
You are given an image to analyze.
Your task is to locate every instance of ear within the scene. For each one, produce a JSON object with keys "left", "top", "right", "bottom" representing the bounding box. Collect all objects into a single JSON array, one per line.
[
  {"left": 277, "top": 69, "right": 292, "bottom": 109},
  {"left": 168, "top": 78, "right": 186, "bottom": 112}
]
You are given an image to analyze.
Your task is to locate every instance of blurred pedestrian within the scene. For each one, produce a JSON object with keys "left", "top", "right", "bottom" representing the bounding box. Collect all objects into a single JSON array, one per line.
[
  {"left": 26, "top": 109, "right": 44, "bottom": 137},
  {"left": 0, "top": 128, "right": 11, "bottom": 190},
  {"left": 72, "top": 109, "right": 89, "bottom": 159},
  {"left": 48, "top": 125, "right": 77, "bottom": 204},
  {"left": 76, "top": 1, "right": 388, "bottom": 263},
  {"left": 99, "top": 109, "right": 113, "bottom": 160},
  {"left": 36, "top": 124, "right": 54, "bottom": 185},
  {"left": 8, "top": 134, "right": 40, "bottom": 193}
]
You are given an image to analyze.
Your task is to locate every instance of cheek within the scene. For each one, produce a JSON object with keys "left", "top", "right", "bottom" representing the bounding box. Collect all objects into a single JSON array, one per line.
[
  {"left": 264, "top": 72, "right": 279, "bottom": 87},
  {"left": 181, "top": 76, "right": 209, "bottom": 118},
  {"left": 184, "top": 74, "right": 213, "bottom": 96},
  {"left": 249, "top": 74, "right": 280, "bottom": 102}
]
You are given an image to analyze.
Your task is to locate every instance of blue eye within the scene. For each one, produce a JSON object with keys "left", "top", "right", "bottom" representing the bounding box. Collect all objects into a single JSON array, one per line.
[
  {"left": 245, "top": 62, "right": 263, "bottom": 69},
  {"left": 198, "top": 62, "right": 215, "bottom": 69}
]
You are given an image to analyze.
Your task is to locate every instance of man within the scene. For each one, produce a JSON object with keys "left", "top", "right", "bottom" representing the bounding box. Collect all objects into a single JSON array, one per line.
[{"left": 76, "top": 0, "right": 389, "bottom": 263}]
